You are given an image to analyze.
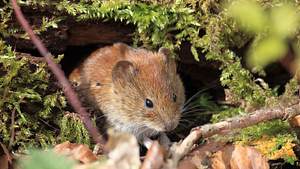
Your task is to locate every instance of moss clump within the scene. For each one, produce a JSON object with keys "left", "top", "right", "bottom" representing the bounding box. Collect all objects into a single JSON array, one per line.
[
  {"left": 2, "top": 0, "right": 299, "bottom": 108},
  {"left": 55, "top": 0, "right": 300, "bottom": 108},
  {"left": 0, "top": 41, "right": 65, "bottom": 150},
  {"left": 60, "top": 112, "right": 91, "bottom": 146}
]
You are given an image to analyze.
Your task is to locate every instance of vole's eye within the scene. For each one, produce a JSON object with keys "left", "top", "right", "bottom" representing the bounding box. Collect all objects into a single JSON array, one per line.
[
  {"left": 172, "top": 93, "right": 177, "bottom": 102},
  {"left": 96, "top": 82, "right": 101, "bottom": 86},
  {"left": 145, "top": 98, "right": 154, "bottom": 108}
]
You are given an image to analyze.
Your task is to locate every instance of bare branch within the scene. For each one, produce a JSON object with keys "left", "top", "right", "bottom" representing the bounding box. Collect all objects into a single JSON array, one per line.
[
  {"left": 8, "top": 107, "right": 16, "bottom": 149},
  {"left": 11, "top": 0, "right": 105, "bottom": 146},
  {"left": 166, "top": 102, "right": 300, "bottom": 168}
]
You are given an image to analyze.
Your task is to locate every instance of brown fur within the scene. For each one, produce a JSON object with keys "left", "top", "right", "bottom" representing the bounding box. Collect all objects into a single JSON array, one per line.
[{"left": 69, "top": 43, "right": 185, "bottom": 142}]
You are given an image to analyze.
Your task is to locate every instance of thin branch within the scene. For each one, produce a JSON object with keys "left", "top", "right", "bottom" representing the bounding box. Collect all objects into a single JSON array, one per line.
[
  {"left": 0, "top": 143, "right": 13, "bottom": 164},
  {"left": 11, "top": 0, "right": 105, "bottom": 146},
  {"left": 8, "top": 108, "right": 16, "bottom": 150},
  {"left": 166, "top": 102, "right": 300, "bottom": 168}
]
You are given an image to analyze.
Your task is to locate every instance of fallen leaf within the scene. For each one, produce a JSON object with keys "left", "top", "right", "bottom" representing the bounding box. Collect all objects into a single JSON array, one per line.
[
  {"left": 178, "top": 141, "right": 269, "bottom": 169},
  {"left": 54, "top": 141, "right": 97, "bottom": 163},
  {"left": 74, "top": 129, "right": 141, "bottom": 169},
  {"left": 289, "top": 115, "right": 300, "bottom": 127},
  {"left": 211, "top": 144, "right": 269, "bottom": 169},
  {"left": 178, "top": 140, "right": 227, "bottom": 169}
]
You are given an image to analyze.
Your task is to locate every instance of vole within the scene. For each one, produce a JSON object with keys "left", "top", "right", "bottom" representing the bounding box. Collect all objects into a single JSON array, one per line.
[{"left": 69, "top": 43, "right": 185, "bottom": 147}]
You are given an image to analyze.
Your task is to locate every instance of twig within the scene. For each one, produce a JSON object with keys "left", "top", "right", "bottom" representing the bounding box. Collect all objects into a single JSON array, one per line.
[
  {"left": 166, "top": 102, "right": 300, "bottom": 168},
  {"left": 8, "top": 108, "right": 16, "bottom": 150},
  {"left": 11, "top": 0, "right": 105, "bottom": 145},
  {"left": 9, "top": 97, "right": 24, "bottom": 149},
  {"left": 0, "top": 143, "right": 13, "bottom": 164}
]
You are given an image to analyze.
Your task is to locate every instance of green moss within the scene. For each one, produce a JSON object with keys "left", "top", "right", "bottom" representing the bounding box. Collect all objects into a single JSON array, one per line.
[
  {"left": 0, "top": 41, "right": 67, "bottom": 151},
  {"left": 2, "top": 0, "right": 298, "bottom": 108},
  {"left": 60, "top": 113, "right": 91, "bottom": 146},
  {"left": 211, "top": 107, "right": 244, "bottom": 123},
  {"left": 237, "top": 120, "right": 293, "bottom": 142}
]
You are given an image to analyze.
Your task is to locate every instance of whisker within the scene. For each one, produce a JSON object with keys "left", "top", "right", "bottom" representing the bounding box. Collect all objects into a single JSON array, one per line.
[
  {"left": 182, "top": 113, "right": 204, "bottom": 118},
  {"left": 183, "top": 88, "right": 212, "bottom": 108},
  {"left": 137, "top": 125, "right": 147, "bottom": 132},
  {"left": 182, "top": 109, "right": 206, "bottom": 115},
  {"left": 168, "top": 130, "right": 175, "bottom": 134},
  {"left": 183, "top": 104, "right": 204, "bottom": 111},
  {"left": 181, "top": 110, "right": 218, "bottom": 117},
  {"left": 198, "top": 111, "right": 215, "bottom": 115},
  {"left": 174, "top": 132, "right": 185, "bottom": 139},
  {"left": 179, "top": 119, "right": 194, "bottom": 124},
  {"left": 181, "top": 113, "right": 202, "bottom": 118},
  {"left": 182, "top": 111, "right": 216, "bottom": 118},
  {"left": 183, "top": 109, "right": 205, "bottom": 114},
  {"left": 151, "top": 130, "right": 158, "bottom": 137},
  {"left": 182, "top": 104, "right": 204, "bottom": 112},
  {"left": 178, "top": 121, "right": 190, "bottom": 125},
  {"left": 95, "top": 114, "right": 106, "bottom": 119},
  {"left": 137, "top": 126, "right": 150, "bottom": 137},
  {"left": 178, "top": 123, "right": 189, "bottom": 129}
]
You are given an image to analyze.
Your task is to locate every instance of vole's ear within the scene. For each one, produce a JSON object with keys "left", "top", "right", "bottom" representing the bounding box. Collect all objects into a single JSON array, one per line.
[
  {"left": 158, "top": 47, "right": 172, "bottom": 64},
  {"left": 159, "top": 47, "right": 177, "bottom": 72},
  {"left": 113, "top": 43, "right": 130, "bottom": 57},
  {"left": 112, "top": 60, "right": 137, "bottom": 84}
]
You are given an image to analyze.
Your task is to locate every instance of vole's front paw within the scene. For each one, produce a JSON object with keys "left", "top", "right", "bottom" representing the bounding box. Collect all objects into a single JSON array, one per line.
[
  {"left": 142, "top": 133, "right": 171, "bottom": 150},
  {"left": 143, "top": 137, "right": 154, "bottom": 149},
  {"left": 158, "top": 133, "right": 172, "bottom": 149}
]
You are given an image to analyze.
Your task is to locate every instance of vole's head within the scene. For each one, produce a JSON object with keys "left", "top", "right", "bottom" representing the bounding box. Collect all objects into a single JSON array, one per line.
[{"left": 111, "top": 45, "right": 185, "bottom": 134}]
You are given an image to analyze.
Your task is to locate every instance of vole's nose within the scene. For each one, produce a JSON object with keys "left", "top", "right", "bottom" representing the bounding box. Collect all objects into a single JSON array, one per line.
[{"left": 164, "top": 120, "right": 178, "bottom": 131}]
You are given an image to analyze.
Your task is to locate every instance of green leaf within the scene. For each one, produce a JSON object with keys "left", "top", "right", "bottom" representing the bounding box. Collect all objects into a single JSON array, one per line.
[
  {"left": 228, "top": 0, "right": 267, "bottom": 33},
  {"left": 247, "top": 37, "right": 287, "bottom": 68},
  {"left": 191, "top": 46, "right": 199, "bottom": 61},
  {"left": 20, "top": 150, "right": 76, "bottom": 169},
  {"left": 270, "top": 5, "right": 299, "bottom": 38}
]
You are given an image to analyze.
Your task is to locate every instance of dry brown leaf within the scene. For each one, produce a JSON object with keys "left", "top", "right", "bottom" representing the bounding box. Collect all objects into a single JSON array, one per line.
[
  {"left": 178, "top": 140, "right": 227, "bottom": 169},
  {"left": 178, "top": 141, "right": 269, "bottom": 169},
  {"left": 176, "top": 160, "right": 198, "bottom": 169},
  {"left": 289, "top": 115, "right": 300, "bottom": 127},
  {"left": 211, "top": 144, "right": 269, "bottom": 169},
  {"left": 54, "top": 141, "right": 98, "bottom": 163},
  {"left": 73, "top": 130, "right": 141, "bottom": 169}
]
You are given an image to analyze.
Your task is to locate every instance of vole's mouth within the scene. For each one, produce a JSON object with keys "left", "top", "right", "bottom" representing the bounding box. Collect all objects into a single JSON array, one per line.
[
  {"left": 144, "top": 125, "right": 163, "bottom": 133},
  {"left": 148, "top": 121, "right": 178, "bottom": 133}
]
